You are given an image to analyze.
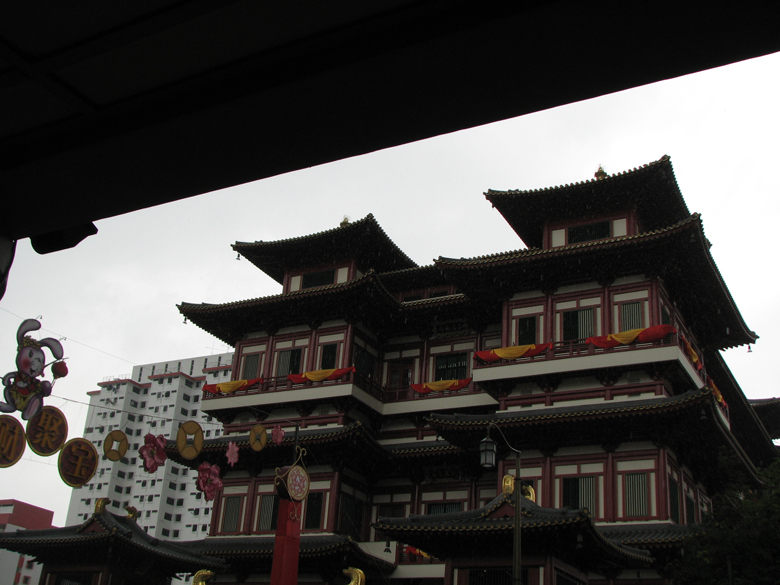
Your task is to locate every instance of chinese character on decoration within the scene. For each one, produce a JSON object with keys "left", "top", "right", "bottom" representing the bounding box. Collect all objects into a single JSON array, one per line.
[
  {"left": 196, "top": 462, "right": 222, "bottom": 501},
  {"left": 226, "top": 441, "right": 239, "bottom": 467},
  {"left": 139, "top": 433, "right": 167, "bottom": 473},
  {"left": 0, "top": 319, "right": 67, "bottom": 420},
  {"left": 58, "top": 438, "right": 98, "bottom": 487},
  {"left": 0, "top": 415, "right": 26, "bottom": 467},
  {"left": 26, "top": 405, "right": 68, "bottom": 456}
]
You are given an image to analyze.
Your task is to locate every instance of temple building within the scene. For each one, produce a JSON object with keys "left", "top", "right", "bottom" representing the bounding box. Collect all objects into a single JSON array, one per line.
[{"left": 2, "top": 155, "right": 778, "bottom": 585}]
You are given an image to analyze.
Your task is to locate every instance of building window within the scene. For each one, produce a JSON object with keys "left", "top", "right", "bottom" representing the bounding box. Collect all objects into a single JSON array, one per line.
[
  {"left": 669, "top": 477, "right": 680, "bottom": 523},
  {"left": 562, "top": 476, "right": 596, "bottom": 513},
  {"left": 620, "top": 301, "right": 642, "bottom": 331},
  {"left": 242, "top": 353, "right": 260, "bottom": 379},
  {"left": 353, "top": 345, "right": 375, "bottom": 381},
  {"left": 686, "top": 494, "right": 697, "bottom": 525},
  {"left": 301, "top": 269, "right": 335, "bottom": 289},
  {"left": 625, "top": 472, "right": 649, "bottom": 517},
  {"left": 387, "top": 359, "right": 413, "bottom": 390},
  {"left": 161, "top": 528, "right": 170, "bottom": 537},
  {"left": 568, "top": 220, "right": 611, "bottom": 244},
  {"left": 338, "top": 493, "right": 364, "bottom": 541},
  {"left": 221, "top": 496, "right": 242, "bottom": 533},
  {"left": 164, "top": 512, "right": 173, "bottom": 521},
  {"left": 256, "top": 495, "right": 279, "bottom": 531},
  {"left": 434, "top": 353, "right": 468, "bottom": 381},
  {"left": 427, "top": 502, "right": 462, "bottom": 515},
  {"left": 562, "top": 308, "right": 594, "bottom": 341},
  {"left": 320, "top": 344, "right": 338, "bottom": 370},
  {"left": 276, "top": 349, "right": 302, "bottom": 377},
  {"left": 516, "top": 315, "right": 537, "bottom": 346},
  {"left": 304, "top": 492, "right": 324, "bottom": 530}
]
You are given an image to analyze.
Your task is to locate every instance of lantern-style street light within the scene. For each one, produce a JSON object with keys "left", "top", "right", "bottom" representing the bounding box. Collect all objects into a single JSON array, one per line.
[{"left": 481, "top": 423, "right": 522, "bottom": 585}]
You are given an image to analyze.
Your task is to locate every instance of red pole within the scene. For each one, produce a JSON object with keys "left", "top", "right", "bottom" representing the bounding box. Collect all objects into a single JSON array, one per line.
[{"left": 270, "top": 497, "right": 302, "bottom": 585}]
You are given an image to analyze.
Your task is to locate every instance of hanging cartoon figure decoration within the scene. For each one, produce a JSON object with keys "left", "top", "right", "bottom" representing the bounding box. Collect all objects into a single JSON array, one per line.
[{"left": 0, "top": 319, "right": 66, "bottom": 420}]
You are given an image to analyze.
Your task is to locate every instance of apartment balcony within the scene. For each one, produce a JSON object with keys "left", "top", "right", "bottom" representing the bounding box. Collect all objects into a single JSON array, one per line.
[{"left": 472, "top": 330, "right": 706, "bottom": 388}]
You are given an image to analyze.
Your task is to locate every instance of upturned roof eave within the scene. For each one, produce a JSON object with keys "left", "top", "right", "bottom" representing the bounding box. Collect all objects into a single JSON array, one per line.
[
  {"left": 232, "top": 214, "right": 417, "bottom": 283},
  {"left": 484, "top": 155, "right": 688, "bottom": 248}
]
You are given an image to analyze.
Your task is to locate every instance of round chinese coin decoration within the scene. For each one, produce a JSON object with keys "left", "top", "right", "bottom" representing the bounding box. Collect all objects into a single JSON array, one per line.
[
  {"left": 26, "top": 405, "right": 68, "bottom": 456},
  {"left": 0, "top": 415, "right": 26, "bottom": 467},
  {"left": 249, "top": 424, "right": 268, "bottom": 452},
  {"left": 176, "top": 420, "right": 204, "bottom": 460},
  {"left": 58, "top": 438, "right": 98, "bottom": 487},
  {"left": 103, "top": 430, "right": 129, "bottom": 462}
]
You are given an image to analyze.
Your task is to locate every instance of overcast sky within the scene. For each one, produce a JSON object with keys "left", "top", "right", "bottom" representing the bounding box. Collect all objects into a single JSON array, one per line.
[{"left": 2, "top": 51, "right": 779, "bottom": 526}]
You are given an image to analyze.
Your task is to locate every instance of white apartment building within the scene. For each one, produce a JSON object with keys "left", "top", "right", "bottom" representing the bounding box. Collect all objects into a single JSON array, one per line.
[{"left": 66, "top": 352, "right": 234, "bottom": 542}]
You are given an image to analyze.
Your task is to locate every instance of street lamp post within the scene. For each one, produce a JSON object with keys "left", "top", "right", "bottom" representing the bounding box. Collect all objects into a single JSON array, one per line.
[{"left": 480, "top": 424, "right": 522, "bottom": 585}]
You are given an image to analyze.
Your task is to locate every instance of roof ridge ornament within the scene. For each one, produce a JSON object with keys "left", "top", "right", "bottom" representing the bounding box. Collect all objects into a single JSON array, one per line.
[{"left": 595, "top": 165, "right": 608, "bottom": 180}]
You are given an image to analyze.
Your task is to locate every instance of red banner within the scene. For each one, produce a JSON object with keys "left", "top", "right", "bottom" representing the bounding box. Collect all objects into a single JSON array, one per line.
[
  {"left": 287, "top": 367, "right": 355, "bottom": 384},
  {"left": 474, "top": 343, "right": 552, "bottom": 363},
  {"left": 411, "top": 378, "right": 472, "bottom": 394},
  {"left": 586, "top": 325, "right": 677, "bottom": 349}
]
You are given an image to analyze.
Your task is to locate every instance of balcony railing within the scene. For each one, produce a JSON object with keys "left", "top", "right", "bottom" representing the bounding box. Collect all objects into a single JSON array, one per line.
[
  {"left": 202, "top": 370, "right": 384, "bottom": 401},
  {"left": 473, "top": 331, "right": 706, "bottom": 383},
  {"left": 384, "top": 379, "right": 478, "bottom": 403}
]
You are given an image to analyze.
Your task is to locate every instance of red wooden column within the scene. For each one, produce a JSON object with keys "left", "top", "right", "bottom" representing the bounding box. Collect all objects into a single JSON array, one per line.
[{"left": 270, "top": 497, "right": 303, "bottom": 585}]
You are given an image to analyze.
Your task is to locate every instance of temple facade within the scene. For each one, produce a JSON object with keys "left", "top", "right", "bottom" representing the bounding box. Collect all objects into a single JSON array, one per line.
[{"left": 2, "top": 156, "right": 777, "bottom": 585}]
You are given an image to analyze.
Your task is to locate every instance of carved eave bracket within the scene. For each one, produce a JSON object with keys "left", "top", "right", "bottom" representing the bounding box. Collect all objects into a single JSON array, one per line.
[{"left": 595, "top": 367, "right": 622, "bottom": 387}]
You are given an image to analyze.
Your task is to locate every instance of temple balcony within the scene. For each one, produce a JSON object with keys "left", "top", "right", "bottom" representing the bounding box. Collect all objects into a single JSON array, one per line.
[{"left": 473, "top": 330, "right": 706, "bottom": 389}]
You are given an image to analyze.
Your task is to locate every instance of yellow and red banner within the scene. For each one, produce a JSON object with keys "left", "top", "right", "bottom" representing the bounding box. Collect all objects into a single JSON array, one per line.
[
  {"left": 405, "top": 546, "right": 431, "bottom": 558},
  {"left": 411, "top": 378, "right": 472, "bottom": 394},
  {"left": 203, "top": 378, "right": 262, "bottom": 395},
  {"left": 287, "top": 367, "right": 355, "bottom": 384},
  {"left": 586, "top": 325, "right": 677, "bottom": 349},
  {"left": 474, "top": 343, "right": 552, "bottom": 363}
]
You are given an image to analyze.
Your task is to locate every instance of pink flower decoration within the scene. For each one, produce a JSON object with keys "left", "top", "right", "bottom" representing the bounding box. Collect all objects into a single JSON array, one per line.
[
  {"left": 196, "top": 462, "right": 222, "bottom": 502},
  {"left": 226, "top": 441, "right": 239, "bottom": 467},
  {"left": 271, "top": 424, "right": 285, "bottom": 445},
  {"left": 139, "top": 433, "right": 167, "bottom": 474}
]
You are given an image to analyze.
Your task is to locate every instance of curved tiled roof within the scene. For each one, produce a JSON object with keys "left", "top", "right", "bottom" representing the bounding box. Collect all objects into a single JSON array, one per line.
[
  {"left": 434, "top": 213, "right": 756, "bottom": 350},
  {"left": 375, "top": 492, "right": 652, "bottom": 565},
  {"left": 0, "top": 507, "right": 225, "bottom": 572},
  {"left": 427, "top": 388, "right": 712, "bottom": 428},
  {"left": 181, "top": 533, "right": 395, "bottom": 573},
  {"left": 599, "top": 523, "right": 691, "bottom": 548},
  {"left": 485, "top": 155, "right": 689, "bottom": 249},
  {"left": 233, "top": 213, "right": 417, "bottom": 283}
]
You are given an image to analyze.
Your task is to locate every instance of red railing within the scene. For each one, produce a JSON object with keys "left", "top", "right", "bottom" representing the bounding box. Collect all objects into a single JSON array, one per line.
[
  {"left": 473, "top": 331, "right": 706, "bottom": 383},
  {"left": 202, "top": 370, "right": 384, "bottom": 401},
  {"left": 384, "top": 380, "right": 478, "bottom": 403}
]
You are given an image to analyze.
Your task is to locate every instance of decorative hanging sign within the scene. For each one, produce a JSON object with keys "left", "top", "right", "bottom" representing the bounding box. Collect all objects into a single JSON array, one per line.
[
  {"left": 0, "top": 414, "right": 26, "bottom": 467},
  {"left": 26, "top": 405, "right": 68, "bottom": 456},
  {"left": 103, "top": 430, "right": 129, "bottom": 462},
  {"left": 58, "top": 438, "right": 98, "bottom": 487},
  {"left": 249, "top": 424, "right": 268, "bottom": 452},
  {"left": 176, "top": 420, "right": 204, "bottom": 460},
  {"left": 0, "top": 319, "right": 67, "bottom": 420},
  {"left": 275, "top": 446, "right": 310, "bottom": 502}
]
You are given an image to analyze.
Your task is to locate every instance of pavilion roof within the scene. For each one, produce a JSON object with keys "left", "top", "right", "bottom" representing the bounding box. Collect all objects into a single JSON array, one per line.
[
  {"left": 178, "top": 269, "right": 400, "bottom": 345},
  {"left": 179, "top": 533, "right": 396, "bottom": 576},
  {"left": 374, "top": 491, "right": 652, "bottom": 569},
  {"left": 233, "top": 214, "right": 416, "bottom": 283},
  {"left": 427, "top": 389, "right": 763, "bottom": 485},
  {"left": 435, "top": 214, "right": 756, "bottom": 350},
  {"left": 0, "top": 503, "right": 225, "bottom": 575},
  {"left": 749, "top": 396, "right": 780, "bottom": 440},
  {"left": 484, "top": 155, "right": 689, "bottom": 249},
  {"left": 599, "top": 523, "right": 691, "bottom": 550}
]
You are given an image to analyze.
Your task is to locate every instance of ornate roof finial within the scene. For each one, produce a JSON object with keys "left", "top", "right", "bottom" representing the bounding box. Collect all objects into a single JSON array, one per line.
[
  {"left": 594, "top": 165, "right": 608, "bottom": 180},
  {"left": 340, "top": 215, "right": 350, "bottom": 228}
]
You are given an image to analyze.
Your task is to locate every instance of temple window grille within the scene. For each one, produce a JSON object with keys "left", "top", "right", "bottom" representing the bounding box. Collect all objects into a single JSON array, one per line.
[
  {"left": 562, "top": 476, "right": 596, "bottom": 513},
  {"left": 568, "top": 220, "right": 611, "bottom": 244},
  {"left": 256, "top": 495, "right": 279, "bottom": 531},
  {"left": 620, "top": 301, "right": 642, "bottom": 331},
  {"left": 276, "top": 349, "right": 302, "bottom": 377},
  {"left": 625, "top": 472, "right": 649, "bottom": 517},
  {"left": 434, "top": 353, "right": 468, "bottom": 381},
  {"left": 562, "top": 308, "right": 594, "bottom": 341},
  {"left": 221, "top": 496, "right": 242, "bottom": 532}
]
